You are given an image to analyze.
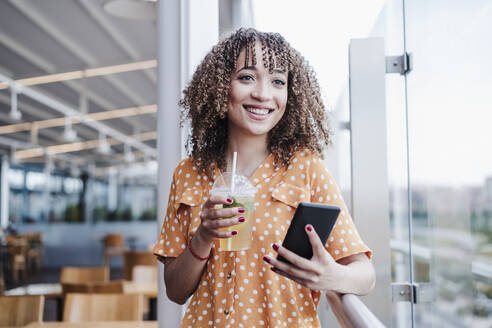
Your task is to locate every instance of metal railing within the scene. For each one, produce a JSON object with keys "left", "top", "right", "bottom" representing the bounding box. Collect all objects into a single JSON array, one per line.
[{"left": 326, "top": 291, "right": 386, "bottom": 328}]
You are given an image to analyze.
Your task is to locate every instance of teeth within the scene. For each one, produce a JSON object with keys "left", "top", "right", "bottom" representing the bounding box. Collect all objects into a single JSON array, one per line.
[{"left": 245, "top": 106, "right": 269, "bottom": 115}]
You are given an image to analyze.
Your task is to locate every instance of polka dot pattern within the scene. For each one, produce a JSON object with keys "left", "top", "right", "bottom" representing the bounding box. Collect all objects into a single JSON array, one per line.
[{"left": 153, "top": 150, "right": 371, "bottom": 327}]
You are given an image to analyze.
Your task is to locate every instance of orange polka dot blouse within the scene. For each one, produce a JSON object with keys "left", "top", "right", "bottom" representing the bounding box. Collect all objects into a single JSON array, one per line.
[{"left": 153, "top": 150, "right": 372, "bottom": 328}]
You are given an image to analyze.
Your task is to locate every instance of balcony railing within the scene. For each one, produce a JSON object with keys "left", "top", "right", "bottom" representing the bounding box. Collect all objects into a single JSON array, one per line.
[{"left": 326, "top": 291, "right": 386, "bottom": 328}]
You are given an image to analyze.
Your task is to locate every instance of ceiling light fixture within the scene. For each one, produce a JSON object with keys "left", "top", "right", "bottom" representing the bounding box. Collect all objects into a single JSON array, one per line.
[
  {"left": 124, "top": 143, "right": 135, "bottom": 162},
  {"left": 103, "top": 0, "right": 157, "bottom": 21},
  {"left": 97, "top": 133, "right": 112, "bottom": 155},
  {"left": 9, "top": 87, "right": 22, "bottom": 121},
  {"left": 62, "top": 118, "right": 78, "bottom": 142}
]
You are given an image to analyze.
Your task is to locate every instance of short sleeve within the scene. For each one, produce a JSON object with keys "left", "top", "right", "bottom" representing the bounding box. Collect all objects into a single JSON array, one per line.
[
  {"left": 152, "top": 168, "right": 188, "bottom": 259},
  {"left": 308, "top": 156, "right": 372, "bottom": 261}
]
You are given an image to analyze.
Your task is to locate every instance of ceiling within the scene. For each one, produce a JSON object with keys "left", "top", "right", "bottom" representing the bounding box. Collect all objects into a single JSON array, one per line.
[{"left": 0, "top": 0, "right": 158, "bottom": 170}]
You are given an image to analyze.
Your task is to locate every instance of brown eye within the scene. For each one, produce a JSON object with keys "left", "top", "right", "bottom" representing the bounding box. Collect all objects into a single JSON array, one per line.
[{"left": 238, "top": 75, "right": 254, "bottom": 81}]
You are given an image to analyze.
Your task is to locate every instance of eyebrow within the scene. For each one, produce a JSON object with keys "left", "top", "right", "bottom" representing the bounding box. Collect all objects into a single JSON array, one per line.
[{"left": 237, "top": 65, "right": 287, "bottom": 76}]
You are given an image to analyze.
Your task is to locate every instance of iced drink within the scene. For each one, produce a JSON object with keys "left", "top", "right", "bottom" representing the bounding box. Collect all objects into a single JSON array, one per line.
[{"left": 211, "top": 172, "right": 256, "bottom": 251}]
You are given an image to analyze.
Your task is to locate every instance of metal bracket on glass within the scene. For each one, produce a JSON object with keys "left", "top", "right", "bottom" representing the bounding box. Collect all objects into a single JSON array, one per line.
[
  {"left": 392, "top": 282, "right": 434, "bottom": 303},
  {"left": 338, "top": 121, "right": 351, "bottom": 130},
  {"left": 385, "top": 52, "right": 412, "bottom": 75}
]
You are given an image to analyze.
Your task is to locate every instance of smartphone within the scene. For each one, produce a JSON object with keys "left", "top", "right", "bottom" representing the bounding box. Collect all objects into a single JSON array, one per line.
[{"left": 277, "top": 202, "right": 340, "bottom": 264}]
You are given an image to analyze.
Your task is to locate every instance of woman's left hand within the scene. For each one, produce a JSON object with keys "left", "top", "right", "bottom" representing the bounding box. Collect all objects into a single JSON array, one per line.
[{"left": 263, "top": 224, "right": 343, "bottom": 291}]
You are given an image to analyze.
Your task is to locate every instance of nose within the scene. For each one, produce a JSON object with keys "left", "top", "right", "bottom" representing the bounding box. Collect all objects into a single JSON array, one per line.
[{"left": 251, "top": 79, "right": 272, "bottom": 101}]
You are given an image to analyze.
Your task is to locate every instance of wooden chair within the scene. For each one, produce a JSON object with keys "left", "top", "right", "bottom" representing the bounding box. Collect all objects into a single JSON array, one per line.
[
  {"left": 62, "top": 280, "right": 125, "bottom": 294},
  {"left": 103, "top": 233, "right": 127, "bottom": 266},
  {"left": 25, "top": 232, "right": 43, "bottom": 272},
  {"left": 0, "top": 257, "right": 5, "bottom": 295},
  {"left": 123, "top": 250, "right": 156, "bottom": 281},
  {"left": 59, "top": 266, "right": 110, "bottom": 320},
  {"left": 63, "top": 293, "right": 143, "bottom": 322},
  {"left": 0, "top": 272, "right": 4, "bottom": 295},
  {"left": 6, "top": 236, "right": 29, "bottom": 283},
  {"left": 60, "top": 266, "right": 109, "bottom": 284},
  {"left": 0, "top": 295, "right": 44, "bottom": 326}
]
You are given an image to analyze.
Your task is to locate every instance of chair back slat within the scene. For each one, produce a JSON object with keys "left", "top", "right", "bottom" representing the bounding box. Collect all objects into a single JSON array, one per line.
[
  {"left": 62, "top": 281, "right": 125, "bottom": 294},
  {"left": 63, "top": 293, "right": 143, "bottom": 322},
  {"left": 123, "top": 250, "right": 156, "bottom": 281},
  {"left": 60, "top": 266, "right": 109, "bottom": 284},
  {"left": 0, "top": 295, "right": 44, "bottom": 326},
  {"left": 103, "top": 234, "right": 124, "bottom": 247}
]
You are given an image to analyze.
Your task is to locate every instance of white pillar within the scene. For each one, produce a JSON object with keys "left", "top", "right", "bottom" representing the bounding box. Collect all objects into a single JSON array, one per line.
[
  {"left": 157, "top": 1, "right": 218, "bottom": 326},
  {"left": 0, "top": 156, "right": 9, "bottom": 229},
  {"left": 107, "top": 167, "right": 117, "bottom": 211},
  {"left": 157, "top": 0, "right": 186, "bottom": 326},
  {"left": 42, "top": 160, "right": 52, "bottom": 222},
  {"left": 84, "top": 171, "right": 94, "bottom": 224},
  {"left": 348, "top": 38, "right": 392, "bottom": 325}
]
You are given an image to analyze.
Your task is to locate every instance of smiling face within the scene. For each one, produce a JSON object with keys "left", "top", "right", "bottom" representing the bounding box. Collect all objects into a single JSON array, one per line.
[{"left": 227, "top": 43, "right": 288, "bottom": 138}]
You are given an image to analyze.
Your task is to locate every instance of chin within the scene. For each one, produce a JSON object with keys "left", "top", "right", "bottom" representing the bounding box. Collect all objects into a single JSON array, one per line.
[{"left": 244, "top": 124, "right": 274, "bottom": 136}]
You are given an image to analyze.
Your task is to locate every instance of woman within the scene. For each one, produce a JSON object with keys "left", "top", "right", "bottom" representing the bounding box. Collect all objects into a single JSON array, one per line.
[{"left": 153, "top": 28, "right": 375, "bottom": 327}]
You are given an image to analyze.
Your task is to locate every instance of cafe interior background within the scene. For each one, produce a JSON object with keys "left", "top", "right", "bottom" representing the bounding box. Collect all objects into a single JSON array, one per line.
[{"left": 0, "top": 0, "right": 490, "bottom": 327}]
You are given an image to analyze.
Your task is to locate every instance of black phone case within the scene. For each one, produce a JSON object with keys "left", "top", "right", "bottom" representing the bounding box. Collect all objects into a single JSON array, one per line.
[{"left": 277, "top": 202, "right": 340, "bottom": 264}]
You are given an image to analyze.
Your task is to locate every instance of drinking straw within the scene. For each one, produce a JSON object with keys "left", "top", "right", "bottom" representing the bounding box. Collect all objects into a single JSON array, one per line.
[{"left": 231, "top": 151, "right": 237, "bottom": 192}]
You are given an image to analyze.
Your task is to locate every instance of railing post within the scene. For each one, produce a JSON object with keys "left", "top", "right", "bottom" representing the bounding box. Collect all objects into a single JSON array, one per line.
[{"left": 348, "top": 38, "right": 392, "bottom": 325}]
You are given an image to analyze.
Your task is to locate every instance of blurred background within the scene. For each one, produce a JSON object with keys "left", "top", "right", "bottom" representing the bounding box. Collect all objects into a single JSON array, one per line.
[
  {"left": 0, "top": 0, "right": 490, "bottom": 327},
  {"left": 0, "top": 0, "right": 158, "bottom": 266}
]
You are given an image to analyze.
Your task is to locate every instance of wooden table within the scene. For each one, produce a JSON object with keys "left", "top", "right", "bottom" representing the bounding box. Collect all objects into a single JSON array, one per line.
[
  {"left": 5, "top": 282, "right": 158, "bottom": 320},
  {"left": 5, "top": 282, "right": 157, "bottom": 298},
  {"left": 24, "top": 321, "right": 157, "bottom": 328},
  {"left": 4, "top": 283, "right": 61, "bottom": 298},
  {"left": 122, "top": 282, "right": 157, "bottom": 297}
]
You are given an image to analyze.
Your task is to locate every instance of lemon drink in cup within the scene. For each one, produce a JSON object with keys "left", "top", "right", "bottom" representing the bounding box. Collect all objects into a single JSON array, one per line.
[{"left": 211, "top": 172, "right": 256, "bottom": 251}]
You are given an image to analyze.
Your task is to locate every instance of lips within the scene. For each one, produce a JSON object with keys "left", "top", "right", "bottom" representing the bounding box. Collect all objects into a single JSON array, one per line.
[{"left": 243, "top": 105, "right": 274, "bottom": 120}]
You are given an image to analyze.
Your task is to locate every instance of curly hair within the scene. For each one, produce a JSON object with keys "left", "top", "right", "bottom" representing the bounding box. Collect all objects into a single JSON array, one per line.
[{"left": 179, "top": 28, "right": 332, "bottom": 178}]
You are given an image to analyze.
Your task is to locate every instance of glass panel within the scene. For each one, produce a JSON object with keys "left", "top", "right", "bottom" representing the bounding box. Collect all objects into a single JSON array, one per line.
[
  {"left": 8, "top": 190, "right": 23, "bottom": 224},
  {"left": 377, "top": 0, "right": 414, "bottom": 326},
  {"left": 405, "top": 0, "right": 492, "bottom": 326},
  {"left": 7, "top": 168, "right": 24, "bottom": 188},
  {"left": 64, "top": 176, "right": 83, "bottom": 194},
  {"left": 26, "top": 171, "right": 46, "bottom": 190}
]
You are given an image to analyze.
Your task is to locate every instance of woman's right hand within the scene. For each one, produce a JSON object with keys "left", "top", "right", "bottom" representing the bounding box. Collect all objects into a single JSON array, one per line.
[{"left": 195, "top": 195, "right": 246, "bottom": 245}]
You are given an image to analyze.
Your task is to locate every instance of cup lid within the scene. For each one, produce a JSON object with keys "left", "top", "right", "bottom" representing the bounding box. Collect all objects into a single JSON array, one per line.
[{"left": 212, "top": 172, "right": 257, "bottom": 195}]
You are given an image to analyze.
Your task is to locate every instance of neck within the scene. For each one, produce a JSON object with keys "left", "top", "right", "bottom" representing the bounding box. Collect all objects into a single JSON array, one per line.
[{"left": 226, "top": 130, "right": 269, "bottom": 178}]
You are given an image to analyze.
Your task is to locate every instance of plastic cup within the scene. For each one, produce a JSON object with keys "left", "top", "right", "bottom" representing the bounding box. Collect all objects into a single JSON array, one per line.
[{"left": 211, "top": 172, "right": 256, "bottom": 251}]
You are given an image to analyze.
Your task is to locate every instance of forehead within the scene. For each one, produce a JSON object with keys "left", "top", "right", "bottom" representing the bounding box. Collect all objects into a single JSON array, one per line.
[{"left": 234, "top": 42, "right": 287, "bottom": 73}]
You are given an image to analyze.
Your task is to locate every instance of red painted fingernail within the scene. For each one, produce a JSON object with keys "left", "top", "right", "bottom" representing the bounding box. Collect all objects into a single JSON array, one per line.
[
  {"left": 238, "top": 217, "right": 245, "bottom": 222},
  {"left": 263, "top": 256, "right": 270, "bottom": 263},
  {"left": 226, "top": 198, "right": 233, "bottom": 203},
  {"left": 270, "top": 267, "right": 277, "bottom": 272},
  {"left": 231, "top": 230, "right": 238, "bottom": 236},
  {"left": 306, "top": 225, "right": 312, "bottom": 232},
  {"left": 272, "top": 243, "right": 279, "bottom": 251},
  {"left": 238, "top": 208, "right": 245, "bottom": 213}
]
